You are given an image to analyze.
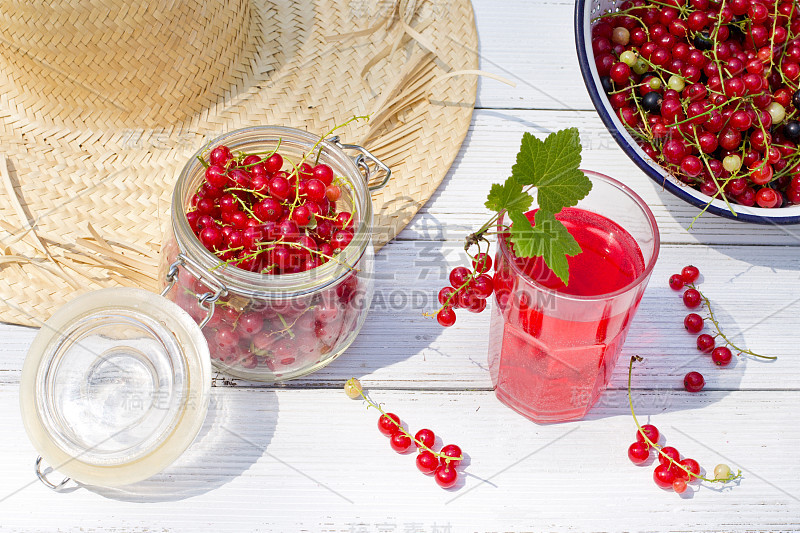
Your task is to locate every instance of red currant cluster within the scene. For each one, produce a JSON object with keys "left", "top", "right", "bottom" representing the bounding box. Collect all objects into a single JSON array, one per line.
[
  {"left": 668, "top": 264, "right": 774, "bottom": 392},
  {"left": 628, "top": 424, "right": 700, "bottom": 493},
  {"left": 626, "top": 357, "right": 740, "bottom": 493},
  {"left": 434, "top": 253, "right": 495, "bottom": 327},
  {"left": 592, "top": 0, "right": 800, "bottom": 208},
  {"left": 626, "top": 424, "right": 737, "bottom": 493},
  {"left": 187, "top": 143, "right": 355, "bottom": 274},
  {"left": 345, "top": 379, "right": 464, "bottom": 489}
]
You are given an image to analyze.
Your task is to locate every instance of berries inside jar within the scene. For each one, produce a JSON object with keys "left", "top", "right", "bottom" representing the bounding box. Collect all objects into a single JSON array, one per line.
[
  {"left": 591, "top": 0, "right": 800, "bottom": 208},
  {"left": 163, "top": 139, "right": 369, "bottom": 378}
]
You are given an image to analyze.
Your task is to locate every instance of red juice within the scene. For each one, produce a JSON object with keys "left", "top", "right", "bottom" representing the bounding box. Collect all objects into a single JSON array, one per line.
[{"left": 488, "top": 207, "right": 647, "bottom": 422}]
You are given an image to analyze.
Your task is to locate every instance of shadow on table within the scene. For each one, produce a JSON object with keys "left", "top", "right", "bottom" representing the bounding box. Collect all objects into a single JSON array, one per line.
[
  {"left": 87, "top": 387, "right": 277, "bottom": 502},
  {"left": 580, "top": 282, "right": 778, "bottom": 422}
]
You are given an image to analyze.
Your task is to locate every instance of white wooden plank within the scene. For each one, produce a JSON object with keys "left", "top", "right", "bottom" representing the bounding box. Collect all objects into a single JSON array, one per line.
[
  {"left": 2, "top": 242, "right": 798, "bottom": 391},
  {"left": 473, "top": 0, "right": 595, "bottom": 111},
  {"left": 1, "top": 386, "right": 798, "bottom": 532},
  {"left": 403, "top": 109, "right": 800, "bottom": 246}
]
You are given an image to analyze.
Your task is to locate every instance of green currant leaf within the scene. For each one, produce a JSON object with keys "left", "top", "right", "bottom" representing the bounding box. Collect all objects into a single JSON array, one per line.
[
  {"left": 511, "top": 128, "right": 591, "bottom": 213},
  {"left": 508, "top": 209, "right": 581, "bottom": 285},
  {"left": 484, "top": 176, "right": 533, "bottom": 213}
]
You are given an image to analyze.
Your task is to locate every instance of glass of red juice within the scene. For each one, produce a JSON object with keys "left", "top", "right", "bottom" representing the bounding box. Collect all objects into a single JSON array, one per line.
[{"left": 488, "top": 170, "right": 659, "bottom": 423}]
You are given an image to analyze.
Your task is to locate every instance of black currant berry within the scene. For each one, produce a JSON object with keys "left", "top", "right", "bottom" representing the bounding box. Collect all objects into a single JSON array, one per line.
[
  {"left": 600, "top": 76, "right": 614, "bottom": 94},
  {"left": 642, "top": 91, "right": 662, "bottom": 114},
  {"left": 785, "top": 120, "right": 800, "bottom": 142},
  {"left": 793, "top": 89, "right": 800, "bottom": 111},
  {"left": 693, "top": 31, "right": 714, "bottom": 50}
]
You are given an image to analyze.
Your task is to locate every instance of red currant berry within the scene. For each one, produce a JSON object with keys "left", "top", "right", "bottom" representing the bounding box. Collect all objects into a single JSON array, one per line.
[
  {"left": 312, "top": 163, "right": 334, "bottom": 186},
  {"left": 472, "top": 253, "right": 492, "bottom": 274},
  {"left": 378, "top": 413, "right": 401, "bottom": 436},
  {"left": 669, "top": 274, "right": 685, "bottom": 290},
  {"left": 390, "top": 432, "right": 412, "bottom": 453},
  {"left": 659, "top": 446, "right": 681, "bottom": 466},
  {"left": 636, "top": 424, "right": 660, "bottom": 446},
  {"left": 335, "top": 211, "right": 354, "bottom": 230},
  {"left": 684, "top": 371, "right": 705, "bottom": 392},
  {"left": 467, "top": 298, "right": 487, "bottom": 314},
  {"left": 449, "top": 266, "right": 470, "bottom": 288},
  {"left": 414, "top": 428, "right": 436, "bottom": 449},
  {"left": 305, "top": 179, "right": 327, "bottom": 203},
  {"left": 438, "top": 287, "right": 457, "bottom": 306},
  {"left": 416, "top": 450, "right": 439, "bottom": 475},
  {"left": 209, "top": 145, "right": 233, "bottom": 166},
  {"left": 756, "top": 188, "right": 780, "bottom": 208},
  {"left": 673, "top": 478, "right": 688, "bottom": 494},
  {"left": 213, "top": 326, "right": 239, "bottom": 352},
  {"left": 264, "top": 153, "right": 283, "bottom": 173},
  {"left": 711, "top": 346, "right": 733, "bottom": 366},
  {"left": 679, "top": 458, "right": 701, "bottom": 481},
  {"left": 199, "top": 226, "right": 223, "bottom": 251},
  {"left": 653, "top": 463, "right": 677, "bottom": 489},
  {"left": 683, "top": 288, "right": 702, "bottom": 308},
  {"left": 325, "top": 185, "right": 341, "bottom": 202},
  {"left": 332, "top": 230, "right": 354, "bottom": 250},
  {"left": 298, "top": 162, "right": 314, "bottom": 180},
  {"left": 253, "top": 198, "right": 283, "bottom": 222},
  {"left": 681, "top": 265, "right": 699, "bottom": 283},
  {"left": 472, "top": 274, "right": 494, "bottom": 299},
  {"left": 684, "top": 313, "right": 704, "bottom": 333},
  {"left": 205, "top": 164, "right": 229, "bottom": 188},
  {"left": 696, "top": 333, "right": 715, "bottom": 353},
  {"left": 628, "top": 442, "right": 650, "bottom": 464},
  {"left": 238, "top": 312, "right": 264, "bottom": 337},
  {"left": 610, "top": 62, "right": 632, "bottom": 84},
  {"left": 435, "top": 464, "right": 458, "bottom": 489},
  {"left": 292, "top": 205, "right": 312, "bottom": 227},
  {"left": 269, "top": 175, "right": 290, "bottom": 201},
  {"left": 437, "top": 307, "right": 456, "bottom": 327},
  {"left": 439, "top": 444, "right": 462, "bottom": 468}
]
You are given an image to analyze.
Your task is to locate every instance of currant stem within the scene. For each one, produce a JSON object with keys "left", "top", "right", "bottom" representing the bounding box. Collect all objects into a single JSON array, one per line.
[
  {"left": 689, "top": 284, "right": 777, "bottom": 360},
  {"left": 627, "top": 356, "right": 742, "bottom": 484},
  {"left": 346, "top": 378, "right": 463, "bottom": 463},
  {"left": 297, "top": 115, "right": 369, "bottom": 171}
]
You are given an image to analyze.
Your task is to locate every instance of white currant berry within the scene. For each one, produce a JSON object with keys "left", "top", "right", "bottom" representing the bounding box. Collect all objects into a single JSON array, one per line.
[
  {"left": 668, "top": 75, "right": 685, "bottom": 92},
  {"left": 722, "top": 154, "right": 742, "bottom": 173},
  {"left": 714, "top": 463, "right": 732, "bottom": 480},
  {"left": 344, "top": 377, "right": 363, "bottom": 399},
  {"left": 767, "top": 102, "right": 786, "bottom": 125}
]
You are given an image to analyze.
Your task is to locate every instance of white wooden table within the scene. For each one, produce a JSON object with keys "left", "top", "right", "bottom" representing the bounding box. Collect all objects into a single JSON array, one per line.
[{"left": 2, "top": 2, "right": 800, "bottom": 531}]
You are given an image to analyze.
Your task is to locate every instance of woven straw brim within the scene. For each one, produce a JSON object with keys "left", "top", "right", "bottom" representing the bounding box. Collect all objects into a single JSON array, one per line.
[{"left": 0, "top": 0, "right": 478, "bottom": 327}]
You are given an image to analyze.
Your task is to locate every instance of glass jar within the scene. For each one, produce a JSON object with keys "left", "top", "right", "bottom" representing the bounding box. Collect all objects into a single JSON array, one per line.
[
  {"left": 159, "top": 126, "right": 390, "bottom": 381},
  {"left": 20, "top": 126, "right": 389, "bottom": 489}
]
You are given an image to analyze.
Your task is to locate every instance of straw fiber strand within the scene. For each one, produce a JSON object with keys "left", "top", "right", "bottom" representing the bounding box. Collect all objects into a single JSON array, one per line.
[{"left": 0, "top": 0, "right": 478, "bottom": 327}]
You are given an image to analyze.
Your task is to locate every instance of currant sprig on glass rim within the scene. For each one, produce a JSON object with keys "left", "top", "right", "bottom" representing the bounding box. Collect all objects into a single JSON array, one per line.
[
  {"left": 427, "top": 129, "right": 592, "bottom": 327},
  {"left": 627, "top": 355, "right": 742, "bottom": 493},
  {"left": 344, "top": 378, "right": 464, "bottom": 489}
]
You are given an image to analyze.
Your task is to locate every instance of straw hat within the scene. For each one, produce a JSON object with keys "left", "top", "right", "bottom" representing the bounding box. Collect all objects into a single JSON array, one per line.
[{"left": 0, "top": 0, "right": 479, "bottom": 326}]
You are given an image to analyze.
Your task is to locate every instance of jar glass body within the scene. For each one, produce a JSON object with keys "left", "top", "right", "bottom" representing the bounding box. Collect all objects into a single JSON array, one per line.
[{"left": 160, "top": 126, "right": 376, "bottom": 382}]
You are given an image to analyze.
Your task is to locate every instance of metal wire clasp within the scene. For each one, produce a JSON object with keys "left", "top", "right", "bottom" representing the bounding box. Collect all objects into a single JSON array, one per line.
[
  {"left": 327, "top": 136, "right": 391, "bottom": 191},
  {"left": 35, "top": 456, "right": 70, "bottom": 491},
  {"left": 161, "top": 253, "right": 228, "bottom": 329}
]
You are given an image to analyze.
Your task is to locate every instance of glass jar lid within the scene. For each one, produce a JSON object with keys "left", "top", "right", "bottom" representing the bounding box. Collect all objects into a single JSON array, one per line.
[{"left": 20, "top": 287, "right": 210, "bottom": 487}]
